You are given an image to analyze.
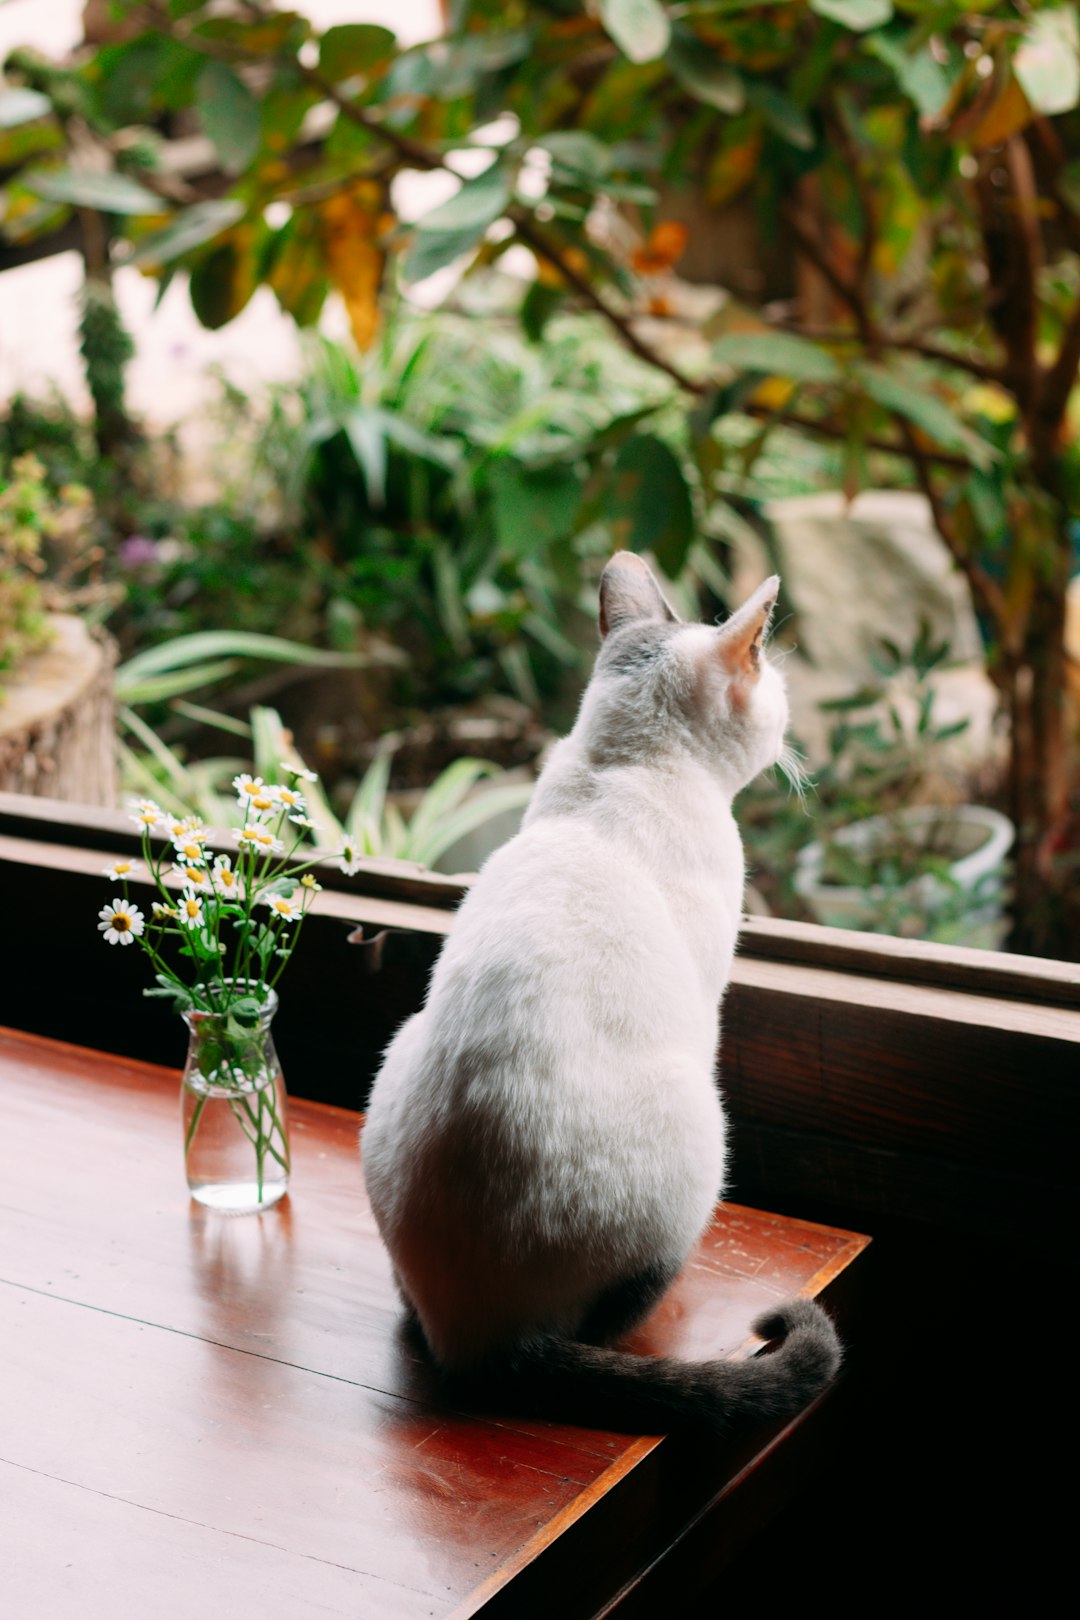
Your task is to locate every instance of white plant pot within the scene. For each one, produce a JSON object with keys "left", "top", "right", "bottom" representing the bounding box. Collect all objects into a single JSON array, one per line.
[{"left": 793, "top": 805, "right": 1014, "bottom": 947}]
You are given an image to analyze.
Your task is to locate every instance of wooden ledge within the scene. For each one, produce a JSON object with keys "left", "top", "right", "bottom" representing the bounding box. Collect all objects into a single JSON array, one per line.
[{"left": 3, "top": 1026, "right": 869, "bottom": 1619}]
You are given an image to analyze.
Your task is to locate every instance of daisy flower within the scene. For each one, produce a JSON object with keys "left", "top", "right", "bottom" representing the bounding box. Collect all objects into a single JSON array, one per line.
[
  {"left": 172, "top": 834, "right": 209, "bottom": 865},
  {"left": 211, "top": 856, "right": 242, "bottom": 898},
  {"left": 152, "top": 901, "right": 179, "bottom": 920},
  {"left": 276, "top": 784, "right": 306, "bottom": 813},
  {"left": 233, "top": 774, "right": 267, "bottom": 803},
  {"left": 263, "top": 893, "right": 302, "bottom": 923},
  {"left": 338, "top": 837, "right": 361, "bottom": 876},
  {"left": 173, "top": 860, "right": 212, "bottom": 891},
  {"left": 287, "top": 765, "right": 318, "bottom": 782},
  {"left": 177, "top": 888, "right": 205, "bottom": 930},
  {"left": 299, "top": 873, "right": 322, "bottom": 906},
  {"left": 129, "top": 802, "right": 163, "bottom": 831},
  {"left": 246, "top": 788, "right": 279, "bottom": 818},
  {"left": 235, "top": 823, "right": 285, "bottom": 856},
  {"left": 289, "top": 813, "right": 315, "bottom": 830},
  {"left": 165, "top": 816, "right": 207, "bottom": 844},
  {"left": 102, "top": 857, "right": 140, "bottom": 881},
  {"left": 98, "top": 899, "right": 146, "bottom": 946}
]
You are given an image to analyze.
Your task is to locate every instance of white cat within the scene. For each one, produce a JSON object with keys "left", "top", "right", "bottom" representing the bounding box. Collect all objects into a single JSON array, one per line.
[{"left": 361, "top": 552, "right": 840, "bottom": 1429}]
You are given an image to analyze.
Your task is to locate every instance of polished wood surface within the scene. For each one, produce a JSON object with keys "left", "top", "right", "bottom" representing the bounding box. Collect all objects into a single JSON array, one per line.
[{"left": 1, "top": 1026, "right": 868, "bottom": 1618}]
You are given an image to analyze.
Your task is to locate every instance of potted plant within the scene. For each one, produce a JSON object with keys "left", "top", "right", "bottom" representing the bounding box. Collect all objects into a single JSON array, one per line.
[
  {"left": 779, "top": 624, "right": 1014, "bottom": 946},
  {"left": 793, "top": 802, "right": 1014, "bottom": 946}
]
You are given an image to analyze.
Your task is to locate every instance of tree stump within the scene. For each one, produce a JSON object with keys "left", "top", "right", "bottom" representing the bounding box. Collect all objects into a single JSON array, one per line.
[{"left": 0, "top": 614, "right": 117, "bottom": 806}]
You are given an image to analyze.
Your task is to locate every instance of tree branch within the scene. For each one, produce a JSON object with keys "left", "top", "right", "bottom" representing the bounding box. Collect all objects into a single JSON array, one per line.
[
  {"left": 976, "top": 140, "right": 1041, "bottom": 413},
  {"left": 772, "top": 321, "right": 1005, "bottom": 384},
  {"left": 1039, "top": 291, "right": 1080, "bottom": 436},
  {"left": 891, "top": 414, "right": 1008, "bottom": 632},
  {"left": 783, "top": 205, "right": 863, "bottom": 328},
  {"left": 743, "top": 403, "right": 972, "bottom": 471},
  {"left": 509, "top": 213, "right": 707, "bottom": 396}
]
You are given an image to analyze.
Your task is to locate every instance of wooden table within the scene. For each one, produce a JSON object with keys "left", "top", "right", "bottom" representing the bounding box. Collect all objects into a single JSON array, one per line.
[{"left": 1, "top": 1027, "right": 870, "bottom": 1618}]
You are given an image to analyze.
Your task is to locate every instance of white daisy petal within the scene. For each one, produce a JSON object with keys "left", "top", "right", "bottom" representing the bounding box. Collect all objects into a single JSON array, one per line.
[
  {"left": 211, "top": 856, "right": 242, "bottom": 898},
  {"left": 172, "top": 836, "right": 209, "bottom": 864},
  {"left": 177, "top": 887, "right": 205, "bottom": 930},
  {"left": 265, "top": 893, "right": 302, "bottom": 922},
  {"left": 232, "top": 773, "right": 266, "bottom": 803},
  {"left": 236, "top": 823, "right": 284, "bottom": 855},
  {"left": 97, "top": 898, "right": 145, "bottom": 946},
  {"left": 173, "top": 861, "right": 212, "bottom": 891},
  {"left": 102, "top": 858, "right": 140, "bottom": 880},
  {"left": 337, "top": 839, "right": 361, "bottom": 876}
]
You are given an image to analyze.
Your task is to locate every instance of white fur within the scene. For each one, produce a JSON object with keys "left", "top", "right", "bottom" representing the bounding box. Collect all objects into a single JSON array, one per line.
[{"left": 361, "top": 562, "right": 787, "bottom": 1369}]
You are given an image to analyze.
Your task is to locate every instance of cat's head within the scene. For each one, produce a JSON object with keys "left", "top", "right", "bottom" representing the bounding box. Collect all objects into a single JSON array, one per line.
[{"left": 583, "top": 552, "right": 788, "bottom": 794}]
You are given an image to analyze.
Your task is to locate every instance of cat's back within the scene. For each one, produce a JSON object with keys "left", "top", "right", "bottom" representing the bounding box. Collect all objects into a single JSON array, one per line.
[{"left": 362, "top": 802, "right": 729, "bottom": 1303}]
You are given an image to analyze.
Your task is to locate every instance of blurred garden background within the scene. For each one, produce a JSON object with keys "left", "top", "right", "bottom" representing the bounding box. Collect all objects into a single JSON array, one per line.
[{"left": 3, "top": 0, "right": 1080, "bottom": 957}]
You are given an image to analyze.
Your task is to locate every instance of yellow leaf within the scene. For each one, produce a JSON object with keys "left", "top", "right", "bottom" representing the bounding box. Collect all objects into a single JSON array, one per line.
[
  {"left": 319, "top": 183, "right": 385, "bottom": 352},
  {"left": 631, "top": 220, "right": 689, "bottom": 274},
  {"left": 750, "top": 376, "right": 796, "bottom": 411},
  {"left": 966, "top": 74, "right": 1033, "bottom": 150},
  {"left": 938, "top": 56, "right": 1033, "bottom": 150},
  {"left": 706, "top": 132, "right": 762, "bottom": 209}
]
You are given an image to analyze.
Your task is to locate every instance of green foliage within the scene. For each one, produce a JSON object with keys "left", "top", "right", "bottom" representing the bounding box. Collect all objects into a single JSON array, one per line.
[
  {"left": 118, "top": 699, "right": 533, "bottom": 873},
  {"left": 0, "top": 452, "right": 96, "bottom": 683},
  {"left": 742, "top": 622, "right": 984, "bottom": 934},
  {"left": 259, "top": 310, "right": 689, "bottom": 713},
  {"left": 78, "top": 281, "right": 136, "bottom": 454},
  {"left": 0, "top": 453, "right": 52, "bottom": 679},
  {"left": 3, "top": 0, "right": 1079, "bottom": 947},
  {"left": 1, "top": 2, "right": 1064, "bottom": 555}
]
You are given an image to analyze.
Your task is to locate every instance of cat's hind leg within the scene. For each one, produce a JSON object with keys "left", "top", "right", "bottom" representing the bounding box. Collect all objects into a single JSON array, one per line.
[{"left": 576, "top": 1261, "right": 680, "bottom": 1347}]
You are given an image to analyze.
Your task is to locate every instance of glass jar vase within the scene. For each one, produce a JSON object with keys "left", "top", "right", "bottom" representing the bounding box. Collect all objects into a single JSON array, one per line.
[{"left": 180, "top": 981, "right": 291, "bottom": 1213}]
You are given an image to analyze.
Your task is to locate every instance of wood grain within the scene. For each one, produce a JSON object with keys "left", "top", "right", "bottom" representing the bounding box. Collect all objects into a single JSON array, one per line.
[{"left": 0, "top": 1027, "right": 869, "bottom": 1619}]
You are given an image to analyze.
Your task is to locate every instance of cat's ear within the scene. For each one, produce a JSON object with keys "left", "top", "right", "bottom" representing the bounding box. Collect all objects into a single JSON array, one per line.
[
  {"left": 599, "top": 552, "right": 680, "bottom": 639},
  {"left": 716, "top": 575, "right": 780, "bottom": 681}
]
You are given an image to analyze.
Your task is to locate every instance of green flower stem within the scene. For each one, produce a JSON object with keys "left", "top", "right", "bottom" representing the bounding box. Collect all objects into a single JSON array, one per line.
[
  {"left": 268, "top": 912, "right": 306, "bottom": 989},
  {"left": 184, "top": 1091, "right": 209, "bottom": 1156}
]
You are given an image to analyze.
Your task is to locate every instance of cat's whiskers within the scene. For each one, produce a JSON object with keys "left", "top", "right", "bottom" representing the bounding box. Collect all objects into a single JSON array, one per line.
[{"left": 776, "top": 740, "right": 814, "bottom": 805}]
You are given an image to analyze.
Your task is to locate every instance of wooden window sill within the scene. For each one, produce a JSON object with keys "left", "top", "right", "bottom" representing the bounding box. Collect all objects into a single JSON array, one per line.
[{"left": 3, "top": 1026, "right": 869, "bottom": 1618}]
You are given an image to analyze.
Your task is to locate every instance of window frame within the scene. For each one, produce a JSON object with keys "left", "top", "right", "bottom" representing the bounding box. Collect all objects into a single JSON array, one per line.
[{"left": 1, "top": 789, "right": 1075, "bottom": 1248}]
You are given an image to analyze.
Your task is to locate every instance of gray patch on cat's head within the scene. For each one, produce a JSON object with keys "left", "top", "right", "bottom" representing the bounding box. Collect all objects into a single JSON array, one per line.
[{"left": 598, "top": 619, "right": 681, "bottom": 678}]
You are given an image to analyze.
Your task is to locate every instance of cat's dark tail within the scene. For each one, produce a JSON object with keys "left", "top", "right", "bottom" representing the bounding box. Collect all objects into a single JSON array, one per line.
[{"left": 500, "top": 1297, "right": 842, "bottom": 1434}]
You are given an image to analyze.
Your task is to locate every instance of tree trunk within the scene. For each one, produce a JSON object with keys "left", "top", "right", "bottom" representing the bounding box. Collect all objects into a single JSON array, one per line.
[
  {"left": 0, "top": 614, "right": 117, "bottom": 806},
  {"left": 1004, "top": 533, "right": 1076, "bottom": 958}
]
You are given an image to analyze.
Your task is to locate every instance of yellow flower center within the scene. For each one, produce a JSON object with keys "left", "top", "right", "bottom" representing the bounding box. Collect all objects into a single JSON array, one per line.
[
  {"left": 185, "top": 900, "right": 200, "bottom": 917},
  {"left": 113, "top": 914, "right": 130, "bottom": 932}
]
